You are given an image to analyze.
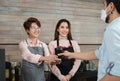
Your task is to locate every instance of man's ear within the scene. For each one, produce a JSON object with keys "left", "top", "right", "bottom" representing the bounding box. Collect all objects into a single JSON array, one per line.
[{"left": 110, "top": 2, "right": 115, "bottom": 13}]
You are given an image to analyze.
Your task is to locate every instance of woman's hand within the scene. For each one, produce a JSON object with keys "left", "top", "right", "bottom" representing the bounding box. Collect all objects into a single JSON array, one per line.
[
  {"left": 65, "top": 73, "right": 72, "bottom": 81},
  {"left": 44, "top": 55, "right": 61, "bottom": 65},
  {"left": 61, "top": 76, "right": 67, "bottom": 81}
]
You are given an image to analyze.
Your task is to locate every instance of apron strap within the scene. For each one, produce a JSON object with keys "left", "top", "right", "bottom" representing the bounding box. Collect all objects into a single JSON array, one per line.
[
  {"left": 57, "top": 39, "right": 59, "bottom": 47},
  {"left": 39, "top": 43, "right": 44, "bottom": 56},
  {"left": 25, "top": 39, "right": 29, "bottom": 46},
  {"left": 40, "top": 43, "right": 44, "bottom": 49},
  {"left": 69, "top": 40, "right": 73, "bottom": 46}
]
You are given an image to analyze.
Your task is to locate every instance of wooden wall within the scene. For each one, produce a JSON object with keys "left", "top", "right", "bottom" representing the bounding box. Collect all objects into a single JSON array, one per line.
[{"left": 0, "top": 0, "right": 105, "bottom": 62}]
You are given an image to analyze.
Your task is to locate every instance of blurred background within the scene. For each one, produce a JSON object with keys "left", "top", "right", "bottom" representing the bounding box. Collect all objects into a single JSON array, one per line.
[{"left": 0, "top": 0, "right": 105, "bottom": 81}]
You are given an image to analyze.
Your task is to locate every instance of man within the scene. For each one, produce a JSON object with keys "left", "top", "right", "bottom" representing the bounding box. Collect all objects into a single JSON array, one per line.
[{"left": 59, "top": 0, "right": 120, "bottom": 81}]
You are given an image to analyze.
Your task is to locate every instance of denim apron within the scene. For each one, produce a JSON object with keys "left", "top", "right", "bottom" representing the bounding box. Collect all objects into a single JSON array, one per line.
[
  {"left": 50, "top": 40, "right": 77, "bottom": 81},
  {"left": 21, "top": 40, "right": 45, "bottom": 81}
]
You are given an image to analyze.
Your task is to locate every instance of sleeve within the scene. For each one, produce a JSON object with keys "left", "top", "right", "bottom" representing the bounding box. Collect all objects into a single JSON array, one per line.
[
  {"left": 95, "top": 38, "right": 105, "bottom": 60},
  {"left": 19, "top": 41, "right": 42, "bottom": 64},
  {"left": 69, "top": 41, "right": 81, "bottom": 76},
  {"left": 95, "top": 45, "right": 103, "bottom": 59},
  {"left": 48, "top": 41, "right": 64, "bottom": 80},
  {"left": 107, "top": 28, "right": 120, "bottom": 76}
]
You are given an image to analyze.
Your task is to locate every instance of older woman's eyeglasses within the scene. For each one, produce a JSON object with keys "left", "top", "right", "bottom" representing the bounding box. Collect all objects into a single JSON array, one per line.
[{"left": 30, "top": 26, "right": 40, "bottom": 30}]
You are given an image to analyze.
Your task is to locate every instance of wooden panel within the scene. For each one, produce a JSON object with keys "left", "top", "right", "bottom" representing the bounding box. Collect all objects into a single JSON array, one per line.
[
  {"left": 80, "top": 44, "right": 100, "bottom": 52},
  {"left": 0, "top": 0, "right": 105, "bottom": 44},
  {"left": 0, "top": 0, "right": 105, "bottom": 62},
  {"left": 0, "top": 45, "right": 21, "bottom": 62}
]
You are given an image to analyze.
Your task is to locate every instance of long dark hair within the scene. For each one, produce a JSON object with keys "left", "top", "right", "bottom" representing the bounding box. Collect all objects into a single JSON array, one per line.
[{"left": 54, "top": 19, "right": 73, "bottom": 40}]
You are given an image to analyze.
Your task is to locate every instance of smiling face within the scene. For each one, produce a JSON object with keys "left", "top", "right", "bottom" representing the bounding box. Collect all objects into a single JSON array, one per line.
[
  {"left": 54, "top": 19, "right": 72, "bottom": 40},
  {"left": 57, "top": 22, "right": 69, "bottom": 38},
  {"left": 26, "top": 22, "right": 40, "bottom": 38}
]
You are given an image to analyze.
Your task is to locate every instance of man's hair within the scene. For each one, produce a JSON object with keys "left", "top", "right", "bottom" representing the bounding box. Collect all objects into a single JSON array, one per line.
[{"left": 106, "top": 0, "right": 120, "bottom": 14}]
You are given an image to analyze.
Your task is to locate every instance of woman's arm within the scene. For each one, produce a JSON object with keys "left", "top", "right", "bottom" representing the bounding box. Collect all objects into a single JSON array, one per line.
[
  {"left": 19, "top": 41, "right": 42, "bottom": 64},
  {"left": 41, "top": 43, "right": 59, "bottom": 64},
  {"left": 19, "top": 41, "right": 58, "bottom": 64},
  {"left": 48, "top": 41, "right": 65, "bottom": 80},
  {"left": 67, "top": 41, "right": 81, "bottom": 77}
]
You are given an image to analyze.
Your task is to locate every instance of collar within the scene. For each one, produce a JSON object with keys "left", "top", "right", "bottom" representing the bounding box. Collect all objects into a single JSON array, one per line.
[
  {"left": 27, "top": 38, "right": 41, "bottom": 46},
  {"left": 59, "top": 35, "right": 68, "bottom": 40},
  {"left": 110, "top": 17, "right": 120, "bottom": 25}
]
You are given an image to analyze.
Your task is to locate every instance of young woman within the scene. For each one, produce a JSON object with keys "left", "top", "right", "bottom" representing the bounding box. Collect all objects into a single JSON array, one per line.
[
  {"left": 19, "top": 17, "right": 59, "bottom": 81},
  {"left": 48, "top": 19, "right": 81, "bottom": 81}
]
